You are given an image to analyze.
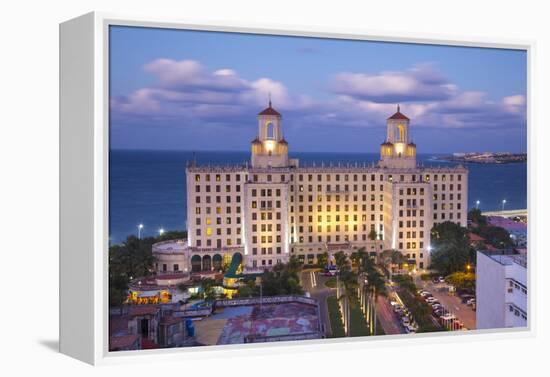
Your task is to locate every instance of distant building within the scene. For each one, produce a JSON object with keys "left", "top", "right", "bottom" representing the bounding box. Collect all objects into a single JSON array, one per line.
[
  {"left": 476, "top": 250, "right": 527, "bottom": 329},
  {"left": 159, "top": 103, "right": 468, "bottom": 274}
]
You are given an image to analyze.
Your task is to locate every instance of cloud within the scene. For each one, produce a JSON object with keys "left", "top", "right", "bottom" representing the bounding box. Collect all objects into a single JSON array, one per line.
[
  {"left": 502, "top": 95, "right": 526, "bottom": 114},
  {"left": 143, "top": 59, "right": 249, "bottom": 92},
  {"left": 111, "top": 59, "right": 314, "bottom": 129},
  {"left": 331, "top": 64, "right": 456, "bottom": 103},
  {"left": 111, "top": 59, "right": 526, "bottom": 140}
]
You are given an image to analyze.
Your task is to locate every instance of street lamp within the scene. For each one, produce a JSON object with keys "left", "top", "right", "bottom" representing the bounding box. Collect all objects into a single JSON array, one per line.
[
  {"left": 159, "top": 228, "right": 165, "bottom": 236},
  {"left": 502, "top": 199, "right": 507, "bottom": 211},
  {"left": 138, "top": 224, "right": 144, "bottom": 239},
  {"left": 475, "top": 200, "right": 480, "bottom": 209}
]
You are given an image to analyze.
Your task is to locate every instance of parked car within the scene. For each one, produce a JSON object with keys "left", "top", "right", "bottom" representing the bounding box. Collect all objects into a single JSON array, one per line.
[
  {"left": 433, "top": 309, "right": 444, "bottom": 318},
  {"left": 405, "top": 324, "right": 417, "bottom": 334},
  {"left": 419, "top": 291, "right": 431, "bottom": 297},
  {"left": 426, "top": 297, "right": 438, "bottom": 303},
  {"left": 466, "top": 298, "right": 476, "bottom": 306},
  {"left": 438, "top": 276, "right": 445, "bottom": 283},
  {"left": 439, "top": 314, "right": 456, "bottom": 326}
]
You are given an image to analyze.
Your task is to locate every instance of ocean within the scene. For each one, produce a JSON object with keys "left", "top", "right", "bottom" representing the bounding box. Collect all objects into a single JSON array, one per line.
[{"left": 109, "top": 150, "right": 527, "bottom": 244}]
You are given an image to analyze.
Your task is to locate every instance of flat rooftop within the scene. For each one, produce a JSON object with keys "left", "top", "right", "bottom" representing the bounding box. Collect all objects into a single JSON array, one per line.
[
  {"left": 481, "top": 250, "right": 527, "bottom": 268},
  {"left": 194, "top": 302, "right": 320, "bottom": 345}
]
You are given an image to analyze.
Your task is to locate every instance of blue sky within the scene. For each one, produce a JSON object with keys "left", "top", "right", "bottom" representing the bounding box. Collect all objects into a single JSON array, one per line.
[{"left": 109, "top": 26, "right": 527, "bottom": 153}]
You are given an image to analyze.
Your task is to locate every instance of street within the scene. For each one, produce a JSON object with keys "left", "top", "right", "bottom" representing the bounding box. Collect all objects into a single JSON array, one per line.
[
  {"left": 301, "top": 269, "right": 333, "bottom": 336},
  {"left": 415, "top": 276, "right": 476, "bottom": 330},
  {"left": 376, "top": 292, "right": 406, "bottom": 335}
]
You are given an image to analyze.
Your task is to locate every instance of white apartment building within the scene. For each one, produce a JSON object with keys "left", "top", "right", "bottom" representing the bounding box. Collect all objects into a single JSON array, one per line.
[
  {"left": 158, "top": 102, "right": 468, "bottom": 274},
  {"left": 476, "top": 250, "right": 528, "bottom": 329}
]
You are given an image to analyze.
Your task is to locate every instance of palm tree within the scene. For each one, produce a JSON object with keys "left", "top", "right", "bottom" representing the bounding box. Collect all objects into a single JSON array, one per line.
[
  {"left": 379, "top": 249, "right": 406, "bottom": 280},
  {"left": 334, "top": 251, "right": 348, "bottom": 271},
  {"left": 368, "top": 229, "right": 378, "bottom": 254},
  {"left": 350, "top": 248, "right": 368, "bottom": 272},
  {"left": 357, "top": 252, "right": 388, "bottom": 335},
  {"left": 364, "top": 267, "right": 387, "bottom": 335},
  {"left": 199, "top": 278, "right": 217, "bottom": 301},
  {"left": 317, "top": 251, "right": 329, "bottom": 268}
]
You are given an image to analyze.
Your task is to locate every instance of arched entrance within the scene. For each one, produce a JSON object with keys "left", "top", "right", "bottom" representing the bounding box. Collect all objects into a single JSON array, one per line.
[
  {"left": 191, "top": 255, "right": 202, "bottom": 272},
  {"left": 212, "top": 254, "right": 222, "bottom": 270},
  {"left": 202, "top": 255, "right": 212, "bottom": 271}
]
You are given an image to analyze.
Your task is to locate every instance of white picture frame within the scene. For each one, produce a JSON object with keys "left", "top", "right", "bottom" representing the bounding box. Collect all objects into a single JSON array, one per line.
[{"left": 59, "top": 11, "right": 535, "bottom": 365}]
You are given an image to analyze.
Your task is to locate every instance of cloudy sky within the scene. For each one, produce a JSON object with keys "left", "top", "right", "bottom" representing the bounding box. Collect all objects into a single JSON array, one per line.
[{"left": 110, "top": 26, "right": 527, "bottom": 153}]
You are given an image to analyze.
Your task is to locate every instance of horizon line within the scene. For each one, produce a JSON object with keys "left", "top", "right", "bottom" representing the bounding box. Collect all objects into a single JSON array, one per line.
[{"left": 109, "top": 148, "right": 527, "bottom": 154}]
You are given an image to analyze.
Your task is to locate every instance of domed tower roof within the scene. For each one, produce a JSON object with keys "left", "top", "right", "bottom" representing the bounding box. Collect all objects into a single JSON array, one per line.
[
  {"left": 381, "top": 141, "right": 394, "bottom": 146},
  {"left": 251, "top": 138, "right": 262, "bottom": 145},
  {"left": 408, "top": 141, "right": 416, "bottom": 147},
  {"left": 279, "top": 138, "right": 288, "bottom": 145},
  {"left": 388, "top": 105, "right": 409, "bottom": 120},
  {"left": 258, "top": 99, "right": 281, "bottom": 117}
]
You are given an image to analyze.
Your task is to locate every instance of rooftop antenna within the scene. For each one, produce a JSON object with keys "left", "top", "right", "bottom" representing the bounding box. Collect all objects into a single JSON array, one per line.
[
  {"left": 268, "top": 92, "right": 272, "bottom": 107},
  {"left": 397, "top": 104, "right": 401, "bottom": 112}
]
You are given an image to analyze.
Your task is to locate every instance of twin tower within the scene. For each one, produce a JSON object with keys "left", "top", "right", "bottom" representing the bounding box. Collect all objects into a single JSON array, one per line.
[{"left": 250, "top": 102, "right": 416, "bottom": 169}]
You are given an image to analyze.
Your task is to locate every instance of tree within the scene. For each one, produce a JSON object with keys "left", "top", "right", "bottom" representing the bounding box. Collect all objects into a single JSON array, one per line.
[
  {"left": 260, "top": 258, "right": 304, "bottom": 296},
  {"left": 199, "top": 278, "right": 217, "bottom": 301},
  {"left": 334, "top": 251, "right": 348, "bottom": 270},
  {"left": 430, "top": 222, "right": 471, "bottom": 275},
  {"left": 446, "top": 271, "right": 476, "bottom": 291},
  {"left": 109, "top": 235, "right": 157, "bottom": 311},
  {"left": 349, "top": 248, "right": 368, "bottom": 271},
  {"left": 236, "top": 285, "right": 253, "bottom": 298},
  {"left": 368, "top": 229, "right": 378, "bottom": 242},
  {"left": 477, "top": 226, "right": 514, "bottom": 249},
  {"left": 109, "top": 245, "right": 130, "bottom": 313},
  {"left": 368, "top": 229, "right": 379, "bottom": 254},
  {"left": 317, "top": 252, "right": 329, "bottom": 268},
  {"left": 468, "top": 208, "right": 487, "bottom": 227},
  {"left": 378, "top": 249, "right": 405, "bottom": 278}
]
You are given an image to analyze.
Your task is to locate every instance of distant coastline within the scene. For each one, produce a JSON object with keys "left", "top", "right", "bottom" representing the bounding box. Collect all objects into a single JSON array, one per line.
[{"left": 436, "top": 152, "right": 527, "bottom": 164}]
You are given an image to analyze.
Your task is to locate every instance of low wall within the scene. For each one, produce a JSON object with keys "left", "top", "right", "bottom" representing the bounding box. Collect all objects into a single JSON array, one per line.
[
  {"left": 172, "top": 308, "right": 212, "bottom": 318},
  {"left": 245, "top": 332, "right": 321, "bottom": 343},
  {"left": 216, "top": 295, "right": 318, "bottom": 308}
]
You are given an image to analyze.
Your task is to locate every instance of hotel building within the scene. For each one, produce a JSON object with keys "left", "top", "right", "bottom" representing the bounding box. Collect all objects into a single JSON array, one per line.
[{"left": 155, "top": 102, "right": 468, "bottom": 274}]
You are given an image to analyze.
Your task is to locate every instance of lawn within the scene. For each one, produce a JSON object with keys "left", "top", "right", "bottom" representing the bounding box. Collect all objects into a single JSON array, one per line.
[
  {"left": 327, "top": 294, "right": 385, "bottom": 337},
  {"left": 326, "top": 295, "right": 345, "bottom": 337},
  {"left": 348, "top": 295, "right": 370, "bottom": 337},
  {"left": 324, "top": 277, "right": 337, "bottom": 288}
]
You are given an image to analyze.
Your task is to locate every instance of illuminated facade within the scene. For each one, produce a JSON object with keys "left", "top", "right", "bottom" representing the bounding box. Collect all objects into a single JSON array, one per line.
[{"left": 183, "top": 103, "right": 468, "bottom": 272}]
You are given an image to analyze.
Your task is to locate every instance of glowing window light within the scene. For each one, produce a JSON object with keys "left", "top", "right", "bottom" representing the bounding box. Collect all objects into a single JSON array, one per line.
[{"left": 265, "top": 140, "right": 276, "bottom": 152}]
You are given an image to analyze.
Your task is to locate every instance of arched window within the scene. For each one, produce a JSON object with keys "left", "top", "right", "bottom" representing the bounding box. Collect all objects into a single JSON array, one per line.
[
  {"left": 397, "top": 125, "right": 405, "bottom": 142},
  {"left": 266, "top": 122, "right": 275, "bottom": 139}
]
